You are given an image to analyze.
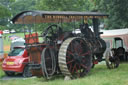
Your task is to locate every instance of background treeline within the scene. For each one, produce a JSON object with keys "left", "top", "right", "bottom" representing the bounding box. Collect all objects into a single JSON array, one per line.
[{"left": 0, "top": 0, "right": 128, "bottom": 31}]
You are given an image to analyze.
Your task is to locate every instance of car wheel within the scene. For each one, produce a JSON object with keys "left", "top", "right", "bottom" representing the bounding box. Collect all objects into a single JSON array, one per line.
[
  {"left": 5, "top": 71, "right": 15, "bottom": 76},
  {"left": 23, "top": 65, "right": 32, "bottom": 77}
]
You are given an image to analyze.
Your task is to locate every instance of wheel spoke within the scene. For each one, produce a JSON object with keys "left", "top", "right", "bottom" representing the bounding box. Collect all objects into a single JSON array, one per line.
[
  {"left": 75, "top": 64, "right": 80, "bottom": 77},
  {"left": 81, "top": 51, "right": 90, "bottom": 56},
  {"left": 79, "top": 65, "right": 82, "bottom": 74},
  {"left": 67, "top": 59, "right": 74, "bottom": 64},
  {"left": 78, "top": 46, "right": 83, "bottom": 55},
  {"left": 81, "top": 64, "right": 88, "bottom": 69},
  {"left": 74, "top": 46, "right": 78, "bottom": 53},
  {"left": 66, "top": 56, "right": 72, "bottom": 61},
  {"left": 70, "top": 42, "right": 74, "bottom": 52},
  {"left": 66, "top": 56, "right": 70, "bottom": 59},
  {"left": 69, "top": 63, "right": 72, "bottom": 72},
  {"left": 72, "top": 64, "right": 77, "bottom": 73},
  {"left": 74, "top": 41, "right": 80, "bottom": 53},
  {"left": 75, "top": 65, "right": 78, "bottom": 73},
  {"left": 67, "top": 50, "right": 74, "bottom": 56}
]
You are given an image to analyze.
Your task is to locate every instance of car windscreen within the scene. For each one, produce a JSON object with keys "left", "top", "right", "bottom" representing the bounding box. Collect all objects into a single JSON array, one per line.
[{"left": 8, "top": 48, "right": 24, "bottom": 56}]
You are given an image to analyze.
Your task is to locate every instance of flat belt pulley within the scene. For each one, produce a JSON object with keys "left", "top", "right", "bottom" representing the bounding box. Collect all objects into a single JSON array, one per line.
[
  {"left": 58, "top": 37, "right": 92, "bottom": 78},
  {"left": 41, "top": 47, "right": 56, "bottom": 79}
]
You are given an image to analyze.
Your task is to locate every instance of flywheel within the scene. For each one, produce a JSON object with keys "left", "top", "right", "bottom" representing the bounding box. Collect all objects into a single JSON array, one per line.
[{"left": 41, "top": 47, "right": 56, "bottom": 79}]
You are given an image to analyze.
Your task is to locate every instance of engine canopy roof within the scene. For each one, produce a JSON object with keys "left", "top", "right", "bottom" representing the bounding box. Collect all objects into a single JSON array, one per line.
[{"left": 12, "top": 11, "right": 108, "bottom": 24}]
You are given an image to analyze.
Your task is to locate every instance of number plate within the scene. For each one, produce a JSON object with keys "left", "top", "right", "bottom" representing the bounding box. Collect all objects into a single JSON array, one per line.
[{"left": 7, "top": 62, "right": 14, "bottom": 65}]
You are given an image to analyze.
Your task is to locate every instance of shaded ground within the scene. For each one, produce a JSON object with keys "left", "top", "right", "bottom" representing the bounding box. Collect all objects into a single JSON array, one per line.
[
  {"left": 1, "top": 74, "right": 24, "bottom": 80},
  {"left": 1, "top": 74, "right": 35, "bottom": 80}
]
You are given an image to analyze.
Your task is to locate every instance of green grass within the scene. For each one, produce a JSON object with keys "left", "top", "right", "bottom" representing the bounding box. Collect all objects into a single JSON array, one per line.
[
  {"left": 0, "top": 69, "right": 5, "bottom": 78},
  {"left": 3, "top": 33, "right": 25, "bottom": 46},
  {"left": 3, "top": 32, "right": 43, "bottom": 47},
  {"left": 0, "top": 62, "right": 5, "bottom": 78},
  {"left": 0, "top": 63, "right": 128, "bottom": 85},
  {"left": 1, "top": 33, "right": 128, "bottom": 85}
]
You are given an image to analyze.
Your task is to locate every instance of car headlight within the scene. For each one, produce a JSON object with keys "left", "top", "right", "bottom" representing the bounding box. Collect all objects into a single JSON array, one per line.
[
  {"left": 15, "top": 60, "right": 23, "bottom": 65},
  {"left": 18, "top": 60, "right": 23, "bottom": 64}
]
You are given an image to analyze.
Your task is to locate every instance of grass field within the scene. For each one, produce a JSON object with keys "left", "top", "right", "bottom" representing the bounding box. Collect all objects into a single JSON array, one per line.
[
  {"left": 2, "top": 33, "right": 24, "bottom": 52},
  {"left": 0, "top": 63, "right": 128, "bottom": 85},
  {"left": 3, "top": 33, "right": 24, "bottom": 45},
  {"left": 0, "top": 33, "right": 128, "bottom": 85},
  {"left": 3, "top": 33, "right": 43, "bottom": 52},
  {"left": 0, "top": 62, "right": 5, "bottom": 79}
]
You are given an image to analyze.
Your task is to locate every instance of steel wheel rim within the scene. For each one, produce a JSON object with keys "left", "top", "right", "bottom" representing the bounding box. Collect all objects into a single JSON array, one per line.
[{"left": 59, "top": 37, "right": 92, "bottom": 78}]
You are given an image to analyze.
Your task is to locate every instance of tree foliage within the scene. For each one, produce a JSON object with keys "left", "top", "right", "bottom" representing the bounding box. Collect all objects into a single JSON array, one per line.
[
  {"left": 91, "top": 0, "right": 128, "bottom": 29},
  {"left": 0, "top": 0, "right": 128, "bottom": 30},
  {"left": 0, "top": 0, "right": 15, "bottom": 18},
  {"left": 0, "top": 0, "right": 37, "bottom": 31},
  {"left": 36, "top": 0, "right": 91, "bottom": 11},
  {"left": 8, "top": 0, "right": 37, "bottom": 31},
  {"left": 35, "top": 0, "right": 93, "bottom": 31},
  {"left": 0, "top": 5, "right": 11, "bottom": 18},
  {"left": 0, "top": 0, "right": 14, "bottom": 30},
  {"left": 10, "top": 0, "right": 37, "bottom": 16}
]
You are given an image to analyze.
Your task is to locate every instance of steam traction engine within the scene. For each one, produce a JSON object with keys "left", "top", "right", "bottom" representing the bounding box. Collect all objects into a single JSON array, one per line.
[{"left": 12, "top": 11, "right": 109, "bottom": 79}]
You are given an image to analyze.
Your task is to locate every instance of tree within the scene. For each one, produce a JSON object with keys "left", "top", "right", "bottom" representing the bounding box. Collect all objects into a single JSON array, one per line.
[
  {"left": 90, "top": 0, "right": 128, "bottom": 29},
  {"left": 0, "top": 4, "right": 11, "bottom": 30},
  {"left": 10, "top": 0, "right": 37, "bottom": 16},
  {"left": 36, "top": 0, "right": 91, "bottom": 11},
  {"left": 0, "top": 0, "right": 15, "bottom": 30},
  {"left": 35, "top": 0, "right": 93, "bottom": 31},
  {"left": 0, "top": 5, "right": 11, "bottom": 18},
  {"left": 5, "top": 0, "right": 37, "bottom": 31}
]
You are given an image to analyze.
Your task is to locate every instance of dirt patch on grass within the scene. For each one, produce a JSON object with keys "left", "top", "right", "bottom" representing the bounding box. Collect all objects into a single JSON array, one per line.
[{"left": 4, "top": 45, "right": 10, "bottom": 51}]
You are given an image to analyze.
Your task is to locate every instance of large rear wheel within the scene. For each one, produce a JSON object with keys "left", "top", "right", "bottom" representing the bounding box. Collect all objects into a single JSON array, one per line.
[{"left": 59, "top": 37, "right": 92, "bottom": 78}]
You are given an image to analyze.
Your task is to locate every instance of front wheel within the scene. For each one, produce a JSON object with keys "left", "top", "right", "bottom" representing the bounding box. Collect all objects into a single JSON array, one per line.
[{"left": 105, "top": 49, "right": 120, "bottom": 69}]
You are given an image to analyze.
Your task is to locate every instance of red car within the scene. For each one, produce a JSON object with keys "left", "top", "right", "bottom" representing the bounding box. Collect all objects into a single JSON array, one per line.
[
  {"left": 2, "top": 47, "right": 32, "bottom": 77},
  {"left": 0, "top": 30, "right": 3, "bottom": 35}
]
